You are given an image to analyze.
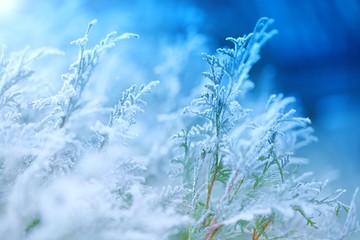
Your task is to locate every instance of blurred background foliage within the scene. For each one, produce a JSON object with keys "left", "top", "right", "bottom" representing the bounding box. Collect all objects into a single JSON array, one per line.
[{"left": 0, "top": 0, "right": 359, "bottom": 201}]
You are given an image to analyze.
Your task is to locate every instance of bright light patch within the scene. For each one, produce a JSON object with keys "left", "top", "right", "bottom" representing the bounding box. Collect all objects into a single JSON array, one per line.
[{"left": 0, "top": 0, "right": 19, "bottom": 17}]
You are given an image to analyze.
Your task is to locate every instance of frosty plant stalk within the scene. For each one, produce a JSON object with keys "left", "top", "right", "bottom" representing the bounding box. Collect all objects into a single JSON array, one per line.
[
  {"left": 0, "top": 17, "right": 358, "bottom": 240},
  {"left": 172, "top": 18, "right": 359, "bottom": 239}
]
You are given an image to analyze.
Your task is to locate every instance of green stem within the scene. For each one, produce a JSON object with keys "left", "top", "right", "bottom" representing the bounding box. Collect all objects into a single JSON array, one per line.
[
  {"left": 205, "top": 153, "right": 220, "bottom": 209},
  {"left": 205, "top": 113, "right": 221, "bottom": 210}
]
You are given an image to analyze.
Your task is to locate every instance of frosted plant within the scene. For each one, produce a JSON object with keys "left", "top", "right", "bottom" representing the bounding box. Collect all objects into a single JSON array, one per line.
[
  {"left": 30, "top": 20, "right": 139, "bottom": 129},
  {"left": 0, "top": 45, "right": 63, "bottom": 203},
  {"left": 0, "top": 17, "right": 358, "bottom": 240},
  {"left": 170, "top": 18, "right": 359, "bottom": 239},
  {"left": 0, "top": 20, "right": 187, "bottom": 240}
]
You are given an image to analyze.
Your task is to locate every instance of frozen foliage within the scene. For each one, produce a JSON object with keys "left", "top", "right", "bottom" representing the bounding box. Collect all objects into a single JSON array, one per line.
[
  {"left": 0, "top": 18, "right": 358, "bottom": 240},
  {"left": 169, "top": 18, "right": 359, "bottom": 239},
  {"left": 0, "top": 20, "right": 187, "bottom": 240}
]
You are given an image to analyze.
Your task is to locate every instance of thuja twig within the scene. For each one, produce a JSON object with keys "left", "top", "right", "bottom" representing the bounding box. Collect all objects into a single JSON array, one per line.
[{"left": 252, "top": 219, "right": 272, "bottom": 240}]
